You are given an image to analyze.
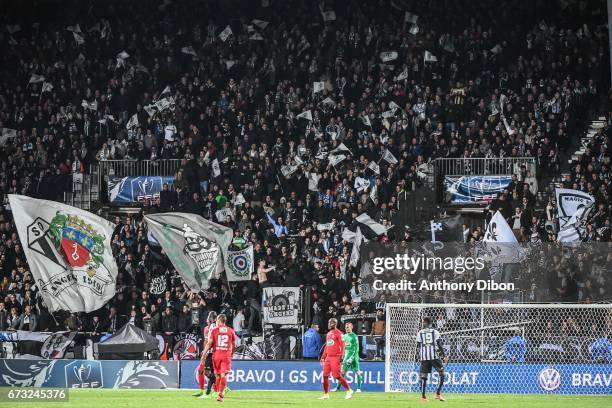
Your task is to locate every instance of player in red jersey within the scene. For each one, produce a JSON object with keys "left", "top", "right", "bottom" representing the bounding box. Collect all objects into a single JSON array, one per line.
[
  {"left": 319, "top": 317, "right": 353, "bottom": 400},
  {"left": 202, "top": 313, "right": 236, "bottom": 402},
  {"left": 194, "top": 311, "right": 217, "bottom": 398}
]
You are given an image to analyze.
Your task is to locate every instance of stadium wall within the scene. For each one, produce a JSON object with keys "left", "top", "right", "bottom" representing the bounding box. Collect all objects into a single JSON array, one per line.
[
  {"left": 0, "top": 359, "right": 610, "bottom": 395},
  {"left": 179, "top": 360, "right": 612, "bottom": 395}
]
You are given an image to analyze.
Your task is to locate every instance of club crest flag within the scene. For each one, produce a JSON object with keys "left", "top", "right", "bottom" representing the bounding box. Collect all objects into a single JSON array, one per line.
[
  {"left": 144, "top": 213, "right": 232, "bottom": 291},
  {"left": 262, "top": 287, "right": 301, "bottom": 325},
  {"left": 555, "top": 188, "right": 594, "bottom": 229},
  {"left": 8, "top": 195, "right": 118, "bottom": 312},
  {"left": 225, "top": 245, "right": 254, "bottom": 281}
]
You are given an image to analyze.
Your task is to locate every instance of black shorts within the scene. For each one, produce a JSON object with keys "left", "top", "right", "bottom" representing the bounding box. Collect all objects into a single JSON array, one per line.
[
  {"left": 420, "top": 359, "right": 444, "bottom": 374},
  {"left": 204, "top": 353, "right": 213, "bottom": 370}
]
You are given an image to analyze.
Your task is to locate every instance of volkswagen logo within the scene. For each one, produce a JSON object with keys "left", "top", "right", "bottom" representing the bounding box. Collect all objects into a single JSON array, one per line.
[{"left": 538, "top": 367, "right": 561, "bottom": 391}]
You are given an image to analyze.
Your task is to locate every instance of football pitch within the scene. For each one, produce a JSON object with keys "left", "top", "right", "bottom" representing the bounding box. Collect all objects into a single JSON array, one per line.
[{"left": 22, "top": 390, "right": 612, "bottom": 408}]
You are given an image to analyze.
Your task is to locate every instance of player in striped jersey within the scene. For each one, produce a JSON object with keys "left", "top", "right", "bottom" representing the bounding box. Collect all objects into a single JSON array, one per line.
[{"left": 416, "top": 317, "right": 448, "bottom": 402}]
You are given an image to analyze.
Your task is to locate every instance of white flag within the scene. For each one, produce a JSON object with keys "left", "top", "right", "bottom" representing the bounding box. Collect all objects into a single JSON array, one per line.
[
  {"left": 363, "top": 115, "right": 371, "bottom": 127},
  {"left": 317, "top": 221, "right": 336, "bottom": 231},
  {"left": 380, "top": 51, "right": 398, "bottom": 62},
  {"left": 555, "top": 188, "right": 595, "bottom": 229},
  {"left": 369, "top": 183, "right": 378, "bottom": 203},
  {"left": 126, "top": 114, "right": 139, "bottom": 130},
  {"left": 558, "top": 204, "right": 593, "bottom": 243},
  {"left": 330, "top": 142, "right": 351, "bottom": 156},
  {"left": 307, "top": 172, "right": 321, "bottom": 191},
  {"left": 329, "top": 154, "right": 346, "bottom": 167},
  {"left": 490, "top": 44, "right": 503, "bottom": 54},
  {"left": 381, "top": 149, "right": 398, "bottom": 164},
  {"left": 321, "top": 97, "right": 336, "bottom": 107},
  {"left": 281, "top": 164, "right": 299, "bottom": 178},
  {"left": 424, "top": 50, "right": 438, "bottom": 62},
  {"left": 356, "top": 213, "right": 387, "bottom": 236},
  {"left": 212, "top": 158, "right": 221, "bottom": 177},
  {"left": 160, "top": 85, "right": 171, "bottom": 96},
  {"left": 408, "top": 24, "right": 419, "bottom": 35},
  {"left": 8, "top": 195, "right": 118, "bottom": 312},
  {"left": 116, "top": 50, "right": 130, "bottom": 60},
  {"left": 367, "top": 161, "right": 380, "bottom": 175},
  {"left": 41, "top": 82, "right": 53, "bottom": 93},
  {"left": 225, "top": 245, "right": 254, "bottom": 281},
  {"left": 296, "top": 110, "right": 313, "bottom": 121},
  {"left": 181, "top": 46, "right": 197, "bottom": 56},
  {"left": 28, "top": 74, "right": 45, "bottom": 84},
  {"left": 249, "top": 33, "right": 264, "bottom": 41},
  {"left": 313, "top": 81, "right": 325, "bottom": 95},
  {"left": 219, "top": 25, "right": 233, "bottom": 42},
  {"left": 394, "top": 69, "right": 408, "bottom": 82},
  {"left": 350, "top": 227, "right": 367, "bottom": 267},
  {"left": 484, "top": 211, "right": 517, "bottom": 243},
  {"left": 354, "top": 177, "right": 369, "bottom": 193},
  {"left": 382, "top": 108, "right": 396, "bottom": 118},
  {"left": 155, "top": 97, "right": 173, "bottom": 112},
  {"left": 144, "top": 104, "right": 157, "bottom": 117},
  {"left": 252, "top": 19, "right": 269, "bottom": 29}
]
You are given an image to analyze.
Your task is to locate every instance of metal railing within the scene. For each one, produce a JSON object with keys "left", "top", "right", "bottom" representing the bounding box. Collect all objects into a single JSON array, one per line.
[
  {"left": 98, "top": 159, "right": 182, "bottom": 177},
  {"left": 433, "top": 157, "right": 536, "bottom": 177}
]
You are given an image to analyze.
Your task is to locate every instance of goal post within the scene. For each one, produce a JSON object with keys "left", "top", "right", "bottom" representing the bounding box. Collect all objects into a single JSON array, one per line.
[{"left": 385, "top": 303, "right": 612, "bottom": 395}]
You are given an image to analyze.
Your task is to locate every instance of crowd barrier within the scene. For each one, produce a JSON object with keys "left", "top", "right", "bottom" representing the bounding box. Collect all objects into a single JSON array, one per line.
[{"left": 0, "top": 359, "right": 610, "bottom": 394}]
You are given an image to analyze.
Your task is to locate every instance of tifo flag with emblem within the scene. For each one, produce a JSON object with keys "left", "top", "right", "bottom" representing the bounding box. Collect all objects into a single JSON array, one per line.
[
  {"left": 484, "top": 211, "right": 517, "bottom": 243},
  {"left": 555, "top": 188, "right": 594, "bottom": 229},
  {"left": 144, "top": 213, "right": 233, "bottom": 291},
  {"left": 224, "top": 245, "right": 254, "bottom": 282},
  {"left": 8, "top": 195, "right": 118, "bottom": 313}
]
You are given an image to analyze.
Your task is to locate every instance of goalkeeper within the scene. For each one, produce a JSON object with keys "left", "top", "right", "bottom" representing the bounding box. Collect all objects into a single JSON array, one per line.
[{"left": 335, "top": 322, "right": 363, "bottom": 392}]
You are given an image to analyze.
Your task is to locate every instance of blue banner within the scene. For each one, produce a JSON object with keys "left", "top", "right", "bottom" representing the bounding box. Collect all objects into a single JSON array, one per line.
[
  {"left": 180, "top": 360, "right": 612, "bottom": 395},
  {"left": 0, "top": 359, "right": 179, "bottom": 389},
  {"left": 107, "top": 176, "right": 174, "bottom": 204},
  {"left": 444, "top": 175, "right": 513, "bottom": 204}
]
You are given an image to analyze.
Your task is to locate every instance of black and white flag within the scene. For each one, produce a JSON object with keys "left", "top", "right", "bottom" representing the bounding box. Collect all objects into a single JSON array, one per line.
[
  {"left": 555, "top": 188, "right": 595, "bottom": 229},
  {"left": 262, "top": 287, "right": 301, "bottom": 325},
  {"left": 225, "top": 245, "right": 254, "bottom": 281},
  {"left": 145, "top": 213, "right": 233, "bottom": 291},
  {"left": 558, "top": 203, "right": 593, "bottom": 243},
  {"left": 484, "top": 211, "right": 517, "bottom": 243},
  {"left": 355, "top": 213, "right": 388, "bottom": 237},
  {"left": 381, "top": 149, "right": 398, "bottom": 164}
]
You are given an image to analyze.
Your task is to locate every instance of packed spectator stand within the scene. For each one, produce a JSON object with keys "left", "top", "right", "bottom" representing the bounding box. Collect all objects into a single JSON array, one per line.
[{"left": 0, "top": 0, "right": 611, "bottom": 359}]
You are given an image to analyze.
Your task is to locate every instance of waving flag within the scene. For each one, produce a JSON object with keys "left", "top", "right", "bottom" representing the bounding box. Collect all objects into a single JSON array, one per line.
[
  {"left": 145, "top": 213, "right": 233, "bottom": 291},
  {"left": 9, "top": 195, "right": 118, "bottom": 312}
]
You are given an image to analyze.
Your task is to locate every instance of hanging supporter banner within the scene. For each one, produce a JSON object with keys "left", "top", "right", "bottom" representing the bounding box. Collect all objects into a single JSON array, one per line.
[
  {"left": 107, "top": 176, "right": 175, "bottom": 204},
  {"left": 262, "top": 287, "right": 301, "bottom": 325},
  {"left": 443, "top": 175, "right": 513, "bottom": 204},
  {"left": 8, "top": 195, "right": 119, "bottom": 313}
]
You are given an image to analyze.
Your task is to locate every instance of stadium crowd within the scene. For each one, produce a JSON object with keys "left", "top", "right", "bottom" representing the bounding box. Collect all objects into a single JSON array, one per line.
[{"left": 0, "top": 0, "right": 611, "bottom": 343}]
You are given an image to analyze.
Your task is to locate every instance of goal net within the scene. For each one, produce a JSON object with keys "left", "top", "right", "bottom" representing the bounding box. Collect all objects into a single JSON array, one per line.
[{"left": 385, "top": 303, "right": 612, "bottom": 395}]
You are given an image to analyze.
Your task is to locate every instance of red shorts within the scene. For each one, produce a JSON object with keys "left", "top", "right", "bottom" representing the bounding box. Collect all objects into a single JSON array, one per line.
[
  {"left": 322, "top": 356, "right": 342, "bottom": 377},
  {"left": 213, "top": 356, "right": 232, "bottom": 375}
]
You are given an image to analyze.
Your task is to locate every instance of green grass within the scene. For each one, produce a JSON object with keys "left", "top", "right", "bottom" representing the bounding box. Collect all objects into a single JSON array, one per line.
[{"left": 19, "top": 390, "right": 612, "bottom": 408}]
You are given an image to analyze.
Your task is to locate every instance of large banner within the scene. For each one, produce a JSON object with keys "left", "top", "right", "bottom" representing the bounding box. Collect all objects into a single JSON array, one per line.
[
  {"left": 144, "top": 213, "right": 233, "bottom": 291},
  {"left": 0, "top": 359, "right": 179, "bottom": 389},
  {"left": 8, "top": 195, "right": 118, "bottom": 312},
  {"left": 108, "top": 176, "right": 174, "bottom": 204},
  {"left": 262, "top": 287, "right": 301, "bottom": 325},
  {"left": 179, "top": 360, "right": 612, "bottom": 395},
  {"left": 444, "top": 175, "right": 513, "bottom": 204}
]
